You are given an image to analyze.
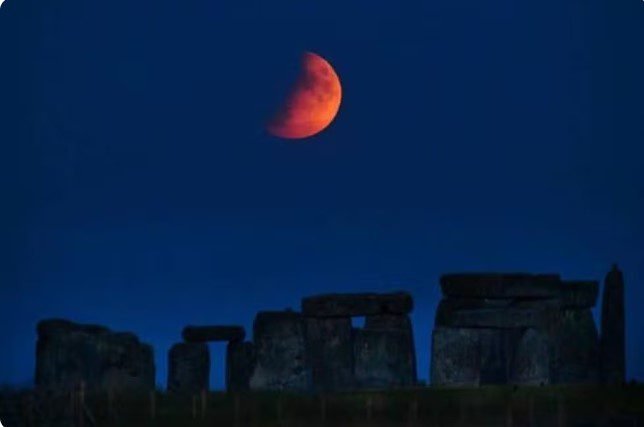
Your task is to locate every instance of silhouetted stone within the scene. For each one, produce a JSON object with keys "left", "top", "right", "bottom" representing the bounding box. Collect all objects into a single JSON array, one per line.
[
  {"left": 364, "top": 314, "right": 412, "bottom": 330},
  {"left": 364, "top": 314, "right": 417, "bottom": 384},
  {"left": 249, "top": 311, "right": 310, "bottom": 391},
  {"left": 551, "top": 309, "right": 600, "bottom": 384},
  {"left": 479, "top": 329, "right": 512, "bottom": 384},
  {"left": 182, "top": 325, "right": 245, "bottom": 343},
  {"left": 167, "top": 343, "right": 210, "bottom": 394},
  {"left": 511, "top": 328, "right": 550, "bottom": 385},
  {"left": 437, "top": 307, "right": 550, "bottom": 329},
  {"left": 431, "top": 270, "right": 609, "bottom": 387},
  {"left": 301, "top": 292, "right": 413, "bottom": 317},
  {"left": 226, "top": 341, "right": 255, "bottom": 392},
  {"left": 35, "top": 319, "right": 155, "bottom": 392},
  {"left": 431, "top": 327, "right": 481, "bottom": 386},
  {"left": 560, "top": 281, "right": 599, "bottom": 308},
  {"left": 353, "top": 328, "right": 416, "bottom": 389},
  {"left": 600, "top": 264, "right": 626, "bottom": 384},
  {"left": 440, "top": 274, "right": 562, "bottom": 299},
  {"left": 305, "top": 317, "right": 354, "bottom": 391}
]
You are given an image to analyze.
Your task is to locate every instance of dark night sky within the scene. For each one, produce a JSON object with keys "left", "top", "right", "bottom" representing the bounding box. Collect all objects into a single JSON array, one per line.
[{"left": 1, "top": 0, "right": 643, "bottom": 388}]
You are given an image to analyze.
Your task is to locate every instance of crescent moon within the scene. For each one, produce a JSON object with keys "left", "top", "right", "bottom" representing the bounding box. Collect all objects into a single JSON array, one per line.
[{"left": 267, "top": 52, "right": 342, "bottom": 140}]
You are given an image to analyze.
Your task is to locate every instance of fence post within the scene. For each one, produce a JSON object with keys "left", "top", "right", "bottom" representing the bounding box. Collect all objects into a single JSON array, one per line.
[
  {"left": 79, "top": 381, "right": 85, "bottom": 427},
  {"left": 70, "top": 388, "right": 76, "bottom": 425},
  {"left": 320, "top": 394, "right": 327, "bottom": 423},
  {"left": 557, "top": 394, "right": 566, "bottom": 427},
  {"left": 149, "top": 390, "right": 156, "bottom": 420},
  {"left": 408, "top": 397, "right": 418, "bottom": 426},
  {"left": 234, "top": 393, "right": 241, "bottom": 427},
  {"left": 107, "top": 387, "right": 114, "bottom": 421},
  {"left": 366, "top": 396, "right": 373, "bottom": 421},
  {"left": 277, "top": 395, "right": 284, "bottom": 425},
  {"left": 201, "top": 389, "right": 207, "bottom": 419},
  {"left": 457, "top": 397, "right": 466, "bottom": 427},
  {"left": 505, "top": 396, "right": 513, "bottom": 427},
  {"left": 192, "top": 394, "right": 197, "bottom": 419}
]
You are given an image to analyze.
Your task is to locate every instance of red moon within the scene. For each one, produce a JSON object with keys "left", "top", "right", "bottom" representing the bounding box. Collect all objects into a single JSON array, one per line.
[{"left": 267, "top": 52, "right": 342, "bottom": 140}]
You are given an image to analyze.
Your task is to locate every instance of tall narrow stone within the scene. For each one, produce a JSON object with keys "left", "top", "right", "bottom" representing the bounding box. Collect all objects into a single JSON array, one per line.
[
  {"left": 167, "top": 343, "right": 210, "bottom": 394},
  {"left": 511, "top": 328, "right": 550, "bottom": 385},
  {"left": 305, "top": 317, "right": 354, "bottom": 391},
  {"left": 431, "top": 327, "right": 481, "bottom": 386},
  {"left": 550, "top": 309, "right": 599, "bottom": 383},
  {"left": 353, "top": 328, "right": 416, "bottom": 389},
  {"left": 600, "top": 264, "right": 626, "bottom": 384},
  {"left": 226, "top": 341, "right": 256, "bottom": 392},
  {"left": 249, "top": 311, "right": 310, "bottom": 391}
]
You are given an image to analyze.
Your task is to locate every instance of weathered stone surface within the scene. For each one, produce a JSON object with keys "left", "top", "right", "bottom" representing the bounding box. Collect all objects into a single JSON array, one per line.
[
  {"left": 440, "top": 274, "right": 562, "bottom": 299},
  {"left": 365, "top": 314, "right": 417, "bottom": 383},
  {"left": 600, "top": 265, "right": 626, "bottom": 384},
  {"left": 353, "top": 328, "right": 416, "bottom": 389},
  {"left": 431, "top": 327, "right": 481, "bottom": 386},
  {"left": 365, "top": 314, "right": 412, "bottom": 331},
  {"left": 551, "top": 309, "right": 600, "bottom": 384},
  {"left": 305, "top": 317, "right": 354, "bottom": 391},
  {"left": 226, "top": 341, "right": 255, "bottom": 392},
  {"left": 561, "top": 281, "right": 599, "bottom": 308},
  {"left": 167, "top": 343, "right": 210, "bottom": 394},
  {"left": 431, "top": 326, "right": 553, "bottom": 386},
  {"left": 250, "top": 311, "right": 310, "bottom": 391},
  {"left": 432, "top": 271, "right": 607, "bottom": 387},
  {"left": 301, "top": 292, "right": 413, "bottom": 317},
  {"left": 182, "top": 325, "right": 245, "bottom": 343},
  {"left": 35, "top": 319, "right": 155, "bottom": 391},
  {"left": 479, "top": 329, "right": 512, "bottom": 384},
  {"left": 511, "top": 328, "right": 550, "bottom": 385},
  {"left": 438, "top": 307, "right": 551, "bottom": 329}
]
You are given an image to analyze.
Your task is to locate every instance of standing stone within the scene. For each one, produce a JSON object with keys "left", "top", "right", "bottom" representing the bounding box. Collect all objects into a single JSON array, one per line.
[
  {"left": 305, "top": 317, "right": 354, "bottom": 391},
  {"left": 226, "top": 341, "right": 256, "bottom": 392},
  {"left": 479, "top": 329, "right": 510, "bottom": 384},
  {"left": 440, "top": 274, "right": 562, "bottom": 299},
  {"left": 600, "top": 264, "right": 626, "bottom": 384},
  {"left": 35, "top": 319, "right": 155, "bottom": 392},
  {"left": 353, "top": 328, "right": 416, "bottom": 389},
  {"left": 365, "top": 314, "right": 417, "bottom": 384},
  {"left": 431, "top": 327, "right": 480, "bottom": 386},
  {"left": 249, "top": 311, "right": 310, "bottom": 391},
  {"left": 550, "top": 309, "right": 600, "bottom": 384},
  {"left": 560, "top": 281, "right": 599, "bottom": 308},
  {"left": 511, "top": 328, "right": 550, "bottom": 385},
  {"left": 167, "top": 343, "right": 210, "bottom": 394},
  {"left": 365, "top": 314, "right": 412, "bottom": 331}
]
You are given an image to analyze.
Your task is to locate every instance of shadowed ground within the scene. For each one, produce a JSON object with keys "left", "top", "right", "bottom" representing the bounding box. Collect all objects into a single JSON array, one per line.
[{"left": 1, "top": 384, "right": 643, "bottom": 426}]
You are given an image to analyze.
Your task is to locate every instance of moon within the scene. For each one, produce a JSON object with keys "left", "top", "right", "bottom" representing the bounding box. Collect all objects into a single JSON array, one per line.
[{"left": 267, "top": 52, "right": 342, "bottom": 140}]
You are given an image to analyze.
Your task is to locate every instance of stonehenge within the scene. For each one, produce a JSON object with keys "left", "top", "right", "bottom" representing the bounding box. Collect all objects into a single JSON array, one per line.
[
  {"left": 33, "top": 266, "right": 627, "bottom": 393},
  {"left": 35, "top": 319, "right": 155, "bottom": 392},
  {"left": 600, "top": 264, "right": 626, "bottom": 384},
  {"left": 167, "top": 323, "right": 247, "bottom": 394},
  {"left": 305, "top": 292, "right": 416, "bottom": 391},
  {"left": 430, "top": 271, "right": 616, "bottom": 386}
]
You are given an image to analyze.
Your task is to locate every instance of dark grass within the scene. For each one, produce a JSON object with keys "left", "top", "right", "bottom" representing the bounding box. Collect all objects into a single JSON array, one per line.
[{"left": 1, "top": 384, "right": 643, "bottom": 426}]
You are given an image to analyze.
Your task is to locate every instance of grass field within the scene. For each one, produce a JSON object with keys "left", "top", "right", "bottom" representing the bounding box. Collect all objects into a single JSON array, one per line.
[{"left": 1, "top": 384, "right": 643, "bottom": 426}]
